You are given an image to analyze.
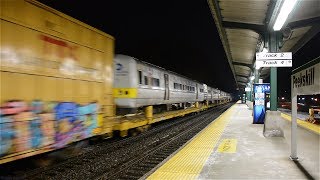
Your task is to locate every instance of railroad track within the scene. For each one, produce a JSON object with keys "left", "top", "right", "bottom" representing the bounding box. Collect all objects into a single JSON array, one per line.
[
  {"left": 1, "top": 103, "right": 233, "bottom": 180},
  {"left": 96, "top": 103, "right": 232, "bottom": 180}
]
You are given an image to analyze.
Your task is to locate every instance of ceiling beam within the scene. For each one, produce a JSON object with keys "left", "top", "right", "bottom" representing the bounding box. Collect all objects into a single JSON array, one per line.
[
  {"left": 237, "top": 79, "right": 248, "bottom": 84},
  {"left": 287, "top": 17, "right": 320, "bottom": 30},
  {"left": 222, "top": 21, "right": 266, "bottom": 36},
  {"left": 237, "top": 77, "right": 249, "bottom": 83},
  {"left": 265, "top": 0, "right": 283, "bottom": 31},
  {"left": 238, "top": 82, "right": 247, "bottom": 86},
  {"left": 236, "top": 74, "right": 249, "bottom": 79},
  {"left": 290, "top": 24, "right": 320, "bottom": 54},
  {"left": 232, "top": 62, "right": 254, "bottom": 71}
]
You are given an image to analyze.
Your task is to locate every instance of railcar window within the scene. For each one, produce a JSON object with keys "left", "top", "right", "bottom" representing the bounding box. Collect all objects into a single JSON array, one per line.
[
  {"left": 153, "top": 78, "right": 160, "bottom": 87},
  {"left": 174, "top": 83, "right": 184, "bottom": 90},
  {"left": 138, "top": 71, "right": 142, "bottom": 84},
  {"left": 144, "top": 76, "right": 148, "bottom": 85},
  {"left": 200, "top": 88, "right": 204, "bottom": 93}
]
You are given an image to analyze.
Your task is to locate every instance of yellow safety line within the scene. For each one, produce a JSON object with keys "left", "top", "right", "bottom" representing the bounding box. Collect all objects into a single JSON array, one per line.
[
  {"left": 281, "top": 113, "right": 320, "bottom": 135},
  {"left": 147, "top": 104, "right": 236, "bottom": 180}
]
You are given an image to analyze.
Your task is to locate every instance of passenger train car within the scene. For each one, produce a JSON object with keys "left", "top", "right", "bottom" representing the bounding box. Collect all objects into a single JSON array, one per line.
[{"left": 113, "top": 54, "right": 230, "bottom": 114}]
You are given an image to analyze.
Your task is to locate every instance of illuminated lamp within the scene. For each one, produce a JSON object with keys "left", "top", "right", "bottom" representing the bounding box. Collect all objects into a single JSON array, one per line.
[
  {"left": 262, "top": 48, "right": 268, "bottom": 53},
  {"left": 273, "top": 0, "right": 299, "bottom": 31}
]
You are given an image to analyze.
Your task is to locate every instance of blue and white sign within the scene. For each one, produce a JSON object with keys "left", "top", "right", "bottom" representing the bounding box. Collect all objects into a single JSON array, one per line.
[{"left": 253, "top": 83, "right": 270, "bottom": 124}]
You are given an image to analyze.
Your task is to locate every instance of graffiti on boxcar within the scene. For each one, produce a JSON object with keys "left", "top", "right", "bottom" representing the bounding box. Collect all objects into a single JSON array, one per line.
[{"left": 0, "top": 100, "right": 100, "bottom": 157}]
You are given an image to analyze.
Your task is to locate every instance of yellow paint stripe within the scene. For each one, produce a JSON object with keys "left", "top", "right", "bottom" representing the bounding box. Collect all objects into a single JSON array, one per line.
[
  {"left": 281, "top": 113, "right": 320, "bottom": 135},
  {"left": 147, "top": 104, "right": 236, "bottom": 180},
  {"left": 217, "top": 139, "right": 237, "bottom": 153}
]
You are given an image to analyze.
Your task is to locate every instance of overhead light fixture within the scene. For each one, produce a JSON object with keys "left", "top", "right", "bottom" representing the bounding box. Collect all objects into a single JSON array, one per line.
[
  {"left": 262, "top": 48, "right": 268, "bottom": 53},
  {"left": 273, "top": 0, "right": 299, "bottom": 31}
]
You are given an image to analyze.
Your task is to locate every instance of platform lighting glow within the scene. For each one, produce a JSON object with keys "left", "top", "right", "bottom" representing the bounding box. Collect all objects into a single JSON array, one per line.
[
  {"left": 273, "top": 0, "right": 298, "bottom": 31},
  {"left": 250, "top": 76, "right": 255, "bottom": 81},
  {"left": 262, "top": 48, "right": 268, "bottom": 53},
  {"left": 302, "top": 97, "right": 305, "bottom": 100},
  {"left": 282, "top": 97, "right": 285, "bottom": 100},
  {"left": 311, "top": 98, "right": 314, "bottom": 100}
]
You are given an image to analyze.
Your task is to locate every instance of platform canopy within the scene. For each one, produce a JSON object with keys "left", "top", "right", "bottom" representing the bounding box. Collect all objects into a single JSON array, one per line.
[{"left": 207, "top": 0, "right": 320, "bottom": 90}]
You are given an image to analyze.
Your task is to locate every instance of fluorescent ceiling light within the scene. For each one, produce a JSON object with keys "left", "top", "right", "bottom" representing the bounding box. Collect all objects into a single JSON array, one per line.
[
  {"left": 262, "top": 48, "right": 268, "bottom": 53},
  {"left": 273, "top": 0, "right": 298, "bottom": 31}
]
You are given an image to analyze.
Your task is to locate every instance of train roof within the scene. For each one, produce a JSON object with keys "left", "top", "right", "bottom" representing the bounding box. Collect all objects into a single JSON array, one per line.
[
  {"left": 130, "top": 55, "right": 202, "bottom": 83},
  {"left": 116, "top": 54, "right": 227, "bottom": 93}
]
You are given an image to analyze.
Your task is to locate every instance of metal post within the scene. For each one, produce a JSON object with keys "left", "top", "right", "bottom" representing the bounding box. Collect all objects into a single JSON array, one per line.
[
  {"left": 254, "top": 69, "right": 259, "bottom": 84},
  {"left": 290, "top": 77, "right": 298, "bottom": 160},
  {"left": 270, "top": 67, "right": 277, "bottom": 111},
  {"left": 269, "top": 32, "right": 279, "bottom": 111}
]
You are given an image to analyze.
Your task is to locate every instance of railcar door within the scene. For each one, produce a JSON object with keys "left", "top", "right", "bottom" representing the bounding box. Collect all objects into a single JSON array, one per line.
[
  {"left": 196, "top": 84, "right": 198, "bottom": 99},
  {"left": 164, "top": 74, "right": 169, "bottom": 100}
]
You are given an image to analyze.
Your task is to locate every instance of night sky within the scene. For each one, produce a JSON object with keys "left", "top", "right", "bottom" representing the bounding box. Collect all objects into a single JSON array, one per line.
[{"left": 37, "top": 0, "right": 319, "bottom": 95}]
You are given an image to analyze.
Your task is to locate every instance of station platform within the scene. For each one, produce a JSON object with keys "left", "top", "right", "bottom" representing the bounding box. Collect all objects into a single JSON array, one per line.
[{"left": 145, "top": 102, "right": 320, "bottom": 179}]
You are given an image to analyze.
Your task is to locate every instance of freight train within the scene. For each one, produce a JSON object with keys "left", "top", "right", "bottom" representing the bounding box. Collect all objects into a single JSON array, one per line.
[{"left": 0, "top": 0, "right": 231, "bottom": 164}]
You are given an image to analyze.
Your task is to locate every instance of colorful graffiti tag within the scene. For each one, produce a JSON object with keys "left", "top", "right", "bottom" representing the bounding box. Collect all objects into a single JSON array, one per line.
[{"left": 0, "top": 100, "right": 101, "bottom": 158}]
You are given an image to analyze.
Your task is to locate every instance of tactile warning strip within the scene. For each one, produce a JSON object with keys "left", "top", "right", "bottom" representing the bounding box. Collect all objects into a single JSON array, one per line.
[
  {"left": 281, "top": 113, "right": 320, "bottom": 135},
  {"left": 147, "top": 105, "right": 236, "bottom": 179}
]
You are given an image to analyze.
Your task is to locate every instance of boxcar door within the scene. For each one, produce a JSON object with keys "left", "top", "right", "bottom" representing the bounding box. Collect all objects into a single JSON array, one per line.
[{"left": 164, "top": 74, "right": 169, "bottom": 100}]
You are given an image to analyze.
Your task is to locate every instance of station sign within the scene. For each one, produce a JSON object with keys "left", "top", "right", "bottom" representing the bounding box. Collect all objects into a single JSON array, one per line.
[
  {"left": 256, "top": 59, "right": 292, "bottom": 67},
  {"left": 292, "top": 58, "right": 319, "bottom": 95},
  {"left": 256, "top": 52, "right": 292, "bottom": 68},
  {"left": 256, "top": 52, "right": 292, "bottom": 60}
]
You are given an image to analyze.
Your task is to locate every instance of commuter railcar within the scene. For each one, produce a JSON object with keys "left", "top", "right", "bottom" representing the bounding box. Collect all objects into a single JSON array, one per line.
[{"left": 113, "top": 54, "right": 228, "bottom": 114}]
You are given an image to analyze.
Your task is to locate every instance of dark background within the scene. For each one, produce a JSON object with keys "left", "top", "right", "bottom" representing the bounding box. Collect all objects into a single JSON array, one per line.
[{"left": 38, "top": 0, "right": 319, "bottom": 95}]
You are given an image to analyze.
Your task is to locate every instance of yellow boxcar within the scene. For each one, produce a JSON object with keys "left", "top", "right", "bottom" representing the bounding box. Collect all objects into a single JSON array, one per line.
[{"left": 0, "top": 0, "right": 114, "bottom": 164}]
